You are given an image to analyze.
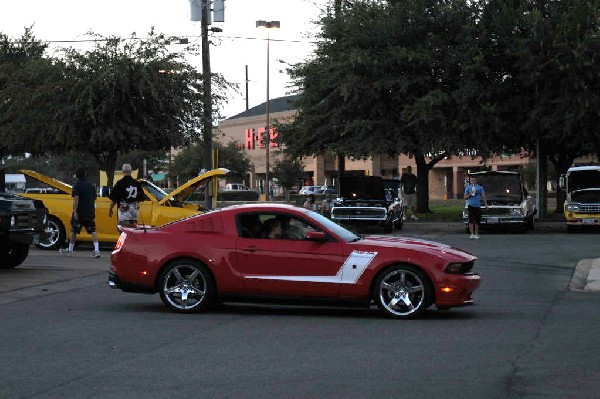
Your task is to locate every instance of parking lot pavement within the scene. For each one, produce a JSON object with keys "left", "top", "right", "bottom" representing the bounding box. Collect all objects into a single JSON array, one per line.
[{"left": 0, "top": 248, "right": 109, "bottom": 304}]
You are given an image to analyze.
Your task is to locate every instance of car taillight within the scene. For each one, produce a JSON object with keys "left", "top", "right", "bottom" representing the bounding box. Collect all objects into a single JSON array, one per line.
[{"left": 113, "top": 232, "right": 128, "bottom": 253}]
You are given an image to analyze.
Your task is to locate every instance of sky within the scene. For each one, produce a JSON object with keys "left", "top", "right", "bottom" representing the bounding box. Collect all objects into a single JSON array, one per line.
[{"left": 0, "top": 0, "right": 329, "bottom": 120}]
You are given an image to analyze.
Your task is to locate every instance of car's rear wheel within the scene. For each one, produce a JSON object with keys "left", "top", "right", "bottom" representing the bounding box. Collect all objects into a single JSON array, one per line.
[
  {"left": 35, "top": 216, "right": 65, "bottom": 250},
  {"left": 374, "top": 265, "right": 432, "bottom": 319},
  {"left": 158, "top": 259, "right": 215, "bottom": 313}
]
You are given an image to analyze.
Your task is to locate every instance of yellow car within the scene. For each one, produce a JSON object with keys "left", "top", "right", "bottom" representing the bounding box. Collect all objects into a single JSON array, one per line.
[{"left": 19, "top": 168, "right": 229, "bottom": 249}]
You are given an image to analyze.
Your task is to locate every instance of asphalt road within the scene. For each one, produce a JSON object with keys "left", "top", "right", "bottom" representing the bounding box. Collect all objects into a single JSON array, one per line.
[{"left": 0, "top": 224, "right": 599, "bottom": 398}]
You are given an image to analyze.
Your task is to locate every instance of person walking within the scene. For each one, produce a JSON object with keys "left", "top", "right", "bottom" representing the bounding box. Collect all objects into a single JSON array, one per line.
[
  {"left": 400, "top": 166, "right": 418, "bottom": 220},
  {"left": 108, "top": 164, "right": 146, "bottom": 228},
  {"left": 60, "top": 168, "right": 101, "bottom": 258},
  {"left": 464, "top": 175, "right": 488, "bottom": 239}
]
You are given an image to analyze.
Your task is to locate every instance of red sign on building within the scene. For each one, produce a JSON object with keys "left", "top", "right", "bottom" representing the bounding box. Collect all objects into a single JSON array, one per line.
[{"left": 245, "top": 128, "right": 279, "bottom": 150}]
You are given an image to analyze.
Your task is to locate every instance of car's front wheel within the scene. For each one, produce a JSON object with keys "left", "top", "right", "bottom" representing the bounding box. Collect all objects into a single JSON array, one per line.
[
  {"left": 0, "top": 242, "right": 30, "bottom": 269},
  {"left": 374, "top": 265, "right": 432, "bottom": 318},
  {"left": 35, "top": 216, "right": 65, "bottom": 250},
  {"left": 158, "top": 259, "right": 215, "bottom": 313}
]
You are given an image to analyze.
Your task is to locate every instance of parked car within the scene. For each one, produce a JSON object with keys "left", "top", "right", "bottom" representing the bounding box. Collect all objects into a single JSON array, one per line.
[
  {"left": 320, "top": 185, "right": 339, "bottom": 195},
  {"left": 109, "top": 204, "right": 481, "bottom": 318},
  {"left": 19, "top": 168, "right": 229, "bottom": 249},
  {"left": 224, "top": 183, "right": 251, "bottom": 191},
  {"left": 559, "top": 165, "right": 600, "bottom": 233},
  {"left": 330, "top": 176, "right": 403, "bottom": 233},
  {"left": 462, "top": 170, "right": 536, "bottom": 232},
  {"left": 299, "top": 186, "right": 323, "bottom": 195},
  {"left": 0, "top": 192, "right": 48, "bottom": 268}
]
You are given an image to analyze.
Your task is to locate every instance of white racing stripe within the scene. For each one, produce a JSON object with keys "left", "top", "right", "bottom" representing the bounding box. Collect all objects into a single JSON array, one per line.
[{"left": 246, "top": 250, "right": 378, "bottom": 284}]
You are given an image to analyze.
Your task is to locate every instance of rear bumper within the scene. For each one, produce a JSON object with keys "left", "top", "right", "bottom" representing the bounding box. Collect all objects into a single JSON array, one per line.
[{"left": 108, "top": 271, "right": 155, "bottom": 294}]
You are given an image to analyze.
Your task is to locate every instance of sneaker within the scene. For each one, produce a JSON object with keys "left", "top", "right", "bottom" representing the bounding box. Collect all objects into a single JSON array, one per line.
[
  {"left": 474, "top": 234, "right": 480, "bottom": 240},
  {"left": 469, "top": 234, "right": 475, "bottom": 240},
  {"left": 59, "top": 248, "right": 73, "bottom": 256},
  {"left": 402, "top": 215, "right": 407, "bottom": 221},
  {"left": 92, "top": 251, "right": 101, "bottom": 258}
]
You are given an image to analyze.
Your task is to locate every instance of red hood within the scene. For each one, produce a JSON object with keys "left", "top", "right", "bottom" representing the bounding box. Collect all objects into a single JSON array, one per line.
[{"left": 356, "top": 235, "right": 477, "bottom": 262}]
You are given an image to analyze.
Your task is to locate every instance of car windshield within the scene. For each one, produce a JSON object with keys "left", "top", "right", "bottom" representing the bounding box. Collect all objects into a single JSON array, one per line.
[
  {"left": 140, "top": 180, "right": 168, "bottom": 201},
  {"left": 307, "top": 210, "right": 361, "bottom": 242},
  {"left": 569, "top": 170, "right": 600, "bottom": 191}
]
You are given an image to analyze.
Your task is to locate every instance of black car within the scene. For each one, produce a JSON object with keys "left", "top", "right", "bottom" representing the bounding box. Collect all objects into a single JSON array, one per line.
[{"left": 330, "top": 176, "right": 403, "bottom": 233}]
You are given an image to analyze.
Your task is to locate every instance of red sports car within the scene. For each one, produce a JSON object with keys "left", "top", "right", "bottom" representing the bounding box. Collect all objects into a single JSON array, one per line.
[{"left": 109, "top": 204, "right": 481, "bottom": 318}]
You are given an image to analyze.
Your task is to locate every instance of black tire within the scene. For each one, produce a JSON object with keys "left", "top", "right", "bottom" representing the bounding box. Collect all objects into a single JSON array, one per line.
[
  {"left": 35, "top": 215, "right": 66, "bottom": 250},
  {"left": 373, "top": 265, "right": 433, "bottom": 319},
  {"left": 0, "top": 242, "right": 30, "bottom": 269},
  {"left": 383, "top": 222, "right": 393, "bottom": 234},
  {"left": 158, "top": 259, "right": 215, "bottom": 313}
]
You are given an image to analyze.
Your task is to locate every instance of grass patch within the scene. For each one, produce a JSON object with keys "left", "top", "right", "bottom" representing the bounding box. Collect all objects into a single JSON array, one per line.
[{"left": 415, "top": 202, "right": 464, "bottom": 222}]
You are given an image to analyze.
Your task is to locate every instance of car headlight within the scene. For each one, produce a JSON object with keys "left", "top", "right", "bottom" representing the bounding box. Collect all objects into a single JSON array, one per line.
[
  {"left": 10, "top": 216, "right": 16, "bottom": 227},
  {"left": 445, "top": 262, "right": 474, "bottom": 274},
  {"left": 510, "top": 208, "right": 523, "bottom": 216},
  {"left": 566, "top": 203, "right": 580, "bottom": 212}
]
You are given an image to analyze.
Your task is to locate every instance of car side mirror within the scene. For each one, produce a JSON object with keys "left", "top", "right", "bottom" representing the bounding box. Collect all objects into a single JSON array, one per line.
[{"left": 305, "top": 231, "right": 326, "bottom": 241}]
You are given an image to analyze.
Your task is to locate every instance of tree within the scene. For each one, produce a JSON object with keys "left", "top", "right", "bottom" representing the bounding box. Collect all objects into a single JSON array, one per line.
[
  {"left": 280, "top": 0, "right": 481, "bottom": 212},
  {"left": 0, "top": 28, "right": 50, "bottom": 157},
  {"left": 170, "top": 141, "right": 251, "bottom": 185},
  {"left": 272, "top": 154, "right": 305, "bottom": 200},
  {"left": 0, "top": 29, "right": 235, "bottom": 186},
  {"left": 477, "top": 0, "right": 600, "bottom": 213}
]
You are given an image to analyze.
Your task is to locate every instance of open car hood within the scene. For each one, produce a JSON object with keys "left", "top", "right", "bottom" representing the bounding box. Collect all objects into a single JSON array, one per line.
[
  {"left": 156, "top": 168, "right": 229, "bottom": 205},
  {"left": 468, "top": 171, "right": 524, "bottom": 205},
  {"left": 19, "top": 169, "right": 73, "bottom": 194},
  {"left": 340, "top": 176, "right": 386, "bottom": 201}
]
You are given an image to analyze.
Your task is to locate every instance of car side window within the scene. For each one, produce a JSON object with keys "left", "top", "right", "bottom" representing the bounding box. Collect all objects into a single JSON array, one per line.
[{"left": 237, "top": 212, "right": 322, "bottom": 241}]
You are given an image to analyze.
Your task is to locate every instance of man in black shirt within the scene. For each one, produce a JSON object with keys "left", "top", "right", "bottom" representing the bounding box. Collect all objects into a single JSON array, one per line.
[
  {"left": 400, "top": 166, "right": 419, "bottom": 220},
  {"left": 108, "top": 163, "right": 146, "bottom": 228},
  {"left": 60, "top": 168, "right": 101, "bottom": 258}
]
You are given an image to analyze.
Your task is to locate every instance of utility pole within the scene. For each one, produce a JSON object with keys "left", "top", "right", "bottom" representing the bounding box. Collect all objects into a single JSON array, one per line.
[{"left": 201, "top": 0, "right": 213, "bottom": 210}]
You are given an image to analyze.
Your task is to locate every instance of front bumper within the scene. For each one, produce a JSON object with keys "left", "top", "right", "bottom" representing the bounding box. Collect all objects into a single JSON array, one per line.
[
  {"left": 563, "top": 212, "right": 600, "bottom": 226},
  {"left": 435, "top": 272, "right": 482, "bottom": 308}
]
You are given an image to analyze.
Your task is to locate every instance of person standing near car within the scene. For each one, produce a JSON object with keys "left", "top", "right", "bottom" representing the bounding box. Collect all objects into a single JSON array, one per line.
[
  {"left": 108, "top": 164, "right": 146, "bottom": 228},
  {"left": 464, "top": 175, "right": 488, "bottom": 240},
  {"left": 321, "top": 194, "right": 333, "bottom": 218},
  {"left": 60, "top": 168, "right": 101, "bottom": 258},
  {"left": 303, "top": 194, "right": 317, "bottom": 211},
  {"left": 400, "top": 166, "right": 418, "bottom": 220}
]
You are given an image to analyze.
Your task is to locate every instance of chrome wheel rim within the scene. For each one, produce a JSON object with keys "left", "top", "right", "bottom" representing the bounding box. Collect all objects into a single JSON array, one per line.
[
  {"left": 162, "top": 264, "right": 207, "bottom": 310},
  {"left": 379, "top": 269, "right": 425, "bottom": 316},
  {"left": 38, "top": 219, "right": 61, "bottom": 249}
]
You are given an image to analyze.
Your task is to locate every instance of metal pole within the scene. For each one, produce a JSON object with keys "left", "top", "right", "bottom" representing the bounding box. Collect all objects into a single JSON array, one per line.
[
  {"left": 265, "top": 35, "right": 270, "bottom": 201},
  {"left": 201, "top": 0, "right": 213, "bottom": 209}
]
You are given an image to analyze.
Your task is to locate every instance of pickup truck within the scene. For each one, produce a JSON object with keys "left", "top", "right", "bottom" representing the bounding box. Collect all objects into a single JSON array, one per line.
[{"left": 559, "top": 165, "right": 600, "bottom": 232}]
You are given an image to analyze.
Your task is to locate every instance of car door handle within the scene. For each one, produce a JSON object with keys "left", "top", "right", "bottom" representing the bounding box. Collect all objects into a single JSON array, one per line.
[{"left": 241, "top": 246, "right": 258, "bottom": 253}]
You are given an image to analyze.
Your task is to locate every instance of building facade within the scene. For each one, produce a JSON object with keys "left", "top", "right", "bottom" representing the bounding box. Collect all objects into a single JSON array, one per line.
[{"left": 215, "top": 95, "right": 536, "bottom": 199}]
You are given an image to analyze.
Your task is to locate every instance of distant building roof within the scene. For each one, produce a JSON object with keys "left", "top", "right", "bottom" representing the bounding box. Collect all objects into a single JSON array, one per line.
[{"left": 226, "top": 94, "right": 300, "bottom": 120}]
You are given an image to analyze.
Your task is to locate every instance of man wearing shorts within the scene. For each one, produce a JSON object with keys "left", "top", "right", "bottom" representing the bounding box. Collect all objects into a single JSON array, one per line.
[
  {"left": 400, "top": 166, "right": 418, "bottom": 220},
  {"left": 108, "top": 163, "right": 146, "bottom": 228},
  {"left": 60, "top": 168, "right": 101, "bottom": 257},
  {"left": 464, "top": 175, "right": 488, "bottom": 240}
]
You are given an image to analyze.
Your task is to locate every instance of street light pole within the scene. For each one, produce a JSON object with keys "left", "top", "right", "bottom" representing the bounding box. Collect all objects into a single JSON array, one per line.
[
  {"left": 201, "top": 0, "right": 213, "bottom": 210},
  {"left": 256, "top": 20, "right": 280, "bottom": 201}
]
